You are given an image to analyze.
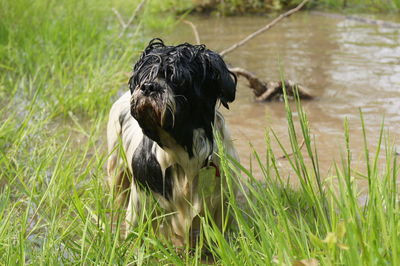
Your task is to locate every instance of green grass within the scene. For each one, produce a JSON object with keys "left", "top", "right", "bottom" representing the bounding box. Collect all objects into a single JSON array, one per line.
[
  {"left": 189, "top": 0, "right": 400, "bottom": 13},
  {"left": 1, "top": 0, "right": 400, "bottom": 264},
  {"left": 317, "top": 0, "right": 400, "bottom": 12}
]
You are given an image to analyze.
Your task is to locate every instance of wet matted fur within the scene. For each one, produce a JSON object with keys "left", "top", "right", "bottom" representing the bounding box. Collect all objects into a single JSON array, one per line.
[{"left": 107, "top": 38, "right": 238, "bottom": 246}]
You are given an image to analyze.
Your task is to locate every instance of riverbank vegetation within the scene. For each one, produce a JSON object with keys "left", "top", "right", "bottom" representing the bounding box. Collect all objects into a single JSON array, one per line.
[
  {"left": 190, "top": 0, "right": 400, "bottom": 14},
  {"left": 1, "top": 0, "right": 399, "bottom": 264}
]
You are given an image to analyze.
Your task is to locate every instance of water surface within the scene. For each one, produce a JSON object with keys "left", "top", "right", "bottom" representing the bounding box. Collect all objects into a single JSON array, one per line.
[{"left": 159, "top": 12, "right": 400, "bottom": 184}]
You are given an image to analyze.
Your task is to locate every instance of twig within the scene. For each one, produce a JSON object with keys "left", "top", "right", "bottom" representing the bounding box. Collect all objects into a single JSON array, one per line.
[
  {"left": 220, "top": 0, "right": 309, "bottom": 57},
  {"left": 182, "top": 20, "right": 201, "bottom": 45},
  {"left": 277, "top": 138, "right": 306, "bottom": 160},
  {"left": 117, "top": 0, "right": 148, "bottom": 38},
  {"left": 112, "top": 8, "right": 127, "bottom": 28}
]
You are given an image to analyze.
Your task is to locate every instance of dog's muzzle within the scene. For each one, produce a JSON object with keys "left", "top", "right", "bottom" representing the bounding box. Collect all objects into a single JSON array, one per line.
[
  {"left": 139, "top": 82, "right": 164, "bottom": 97},
  {"left": 130, "top": 82, "right": 170, "bottom": 142},
  {"left": 131, "top": 82, "right": 165, "bottom": 116}
]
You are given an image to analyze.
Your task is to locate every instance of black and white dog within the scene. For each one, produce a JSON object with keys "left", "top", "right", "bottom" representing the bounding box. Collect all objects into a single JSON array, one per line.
[{"left": 107, "top": 39, "right": 238, "bottom": 246}]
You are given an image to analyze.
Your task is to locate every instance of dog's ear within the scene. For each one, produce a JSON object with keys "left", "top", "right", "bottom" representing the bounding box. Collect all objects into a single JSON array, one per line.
[
  {"left": 206, "top": 52, "right": 237, "bottom": 109},
  {"left": 218, "top": 68, "right": 236, "bottom": 109}
]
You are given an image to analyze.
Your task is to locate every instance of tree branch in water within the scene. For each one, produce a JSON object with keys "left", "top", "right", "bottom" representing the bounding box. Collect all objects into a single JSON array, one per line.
[
  {"left": 230, "top": 67, "right": 313, "bottom": 101},
  {"left": 220, "top": 0, "right": 309, "bottom": 57},
  {"left": 182, "top": 4, "right": 314, "bottom": 101},
  {"left": 182, "top": 20, "right": 201, "bottom": 45}
]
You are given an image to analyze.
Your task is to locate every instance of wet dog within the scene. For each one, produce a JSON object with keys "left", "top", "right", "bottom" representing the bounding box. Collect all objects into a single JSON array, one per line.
[{"left": 107, "top": 38, "right": 238, "bottom": 246}]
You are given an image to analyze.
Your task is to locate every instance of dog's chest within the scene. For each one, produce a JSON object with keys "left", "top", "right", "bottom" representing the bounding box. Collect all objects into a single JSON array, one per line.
[
  {"left": 131, "top": 135, "right": 219, "bottom": 205},
  {"left": 131, "top": 136, "right": 173, "bottom": 199}
]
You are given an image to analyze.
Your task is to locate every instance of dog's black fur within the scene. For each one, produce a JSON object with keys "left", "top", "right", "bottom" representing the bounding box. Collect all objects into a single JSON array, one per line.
[{"left": 107, "top": 38, "right": 238, "bottom": 246}]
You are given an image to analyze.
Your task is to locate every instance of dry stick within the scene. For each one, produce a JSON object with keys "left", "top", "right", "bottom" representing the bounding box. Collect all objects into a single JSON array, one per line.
[
  {"left": 112, "top": 8, "right": 127, "bottom": 28},
  {"left": 220, "top": 0, "right": 309, "bottom": 57},
  {"left": 118, "top": 0, "right": 148, "bottom": 38},
  {"left": 182, "top": 20, "right": 201, "bottom": 45},
  {"left": 230, "top": 67, "right": 313, "bottom": 101},
  {"left": 181, "top": 6, "right": 313, "bottom": 101},
  {"left": 277, "top": 138, "right": 306, "bottom": 160}
]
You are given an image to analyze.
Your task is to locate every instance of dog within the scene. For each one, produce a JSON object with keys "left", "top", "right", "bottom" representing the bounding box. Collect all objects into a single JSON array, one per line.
[{"left": 107, "top": 38, "right": 238, "bottom": 246}]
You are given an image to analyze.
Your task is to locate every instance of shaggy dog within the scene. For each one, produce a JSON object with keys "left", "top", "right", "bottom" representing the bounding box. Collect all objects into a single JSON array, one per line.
[{"left": 107, "top": 38, "right": 238, "bottom": 246}]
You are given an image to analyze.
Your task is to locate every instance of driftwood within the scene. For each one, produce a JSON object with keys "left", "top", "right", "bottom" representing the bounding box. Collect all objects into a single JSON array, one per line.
[
  {"left": 183, "top": 1, "right": 313, "bottom": 101},
  {"left": 218, "top": 0, "right": 313, "bottom": 101},
  {"left": 230, "top": 67, "right": 313, "bottom": 101}
]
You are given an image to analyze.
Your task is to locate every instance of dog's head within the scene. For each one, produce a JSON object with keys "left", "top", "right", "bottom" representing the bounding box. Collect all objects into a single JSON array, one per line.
[{"left": 129, "top": 38, "right": 236, "bottom": 156}]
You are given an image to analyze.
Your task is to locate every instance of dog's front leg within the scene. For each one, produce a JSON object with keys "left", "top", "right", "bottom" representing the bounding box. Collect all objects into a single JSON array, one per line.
[
  {"left": 170, "top": 207, "right": 191, "bottom": 247},
  {"left": 169, "top": 184, "right": 202, "bottom": 247}
]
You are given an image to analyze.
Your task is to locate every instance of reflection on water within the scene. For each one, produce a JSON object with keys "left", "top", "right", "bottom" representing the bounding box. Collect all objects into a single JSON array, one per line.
[{"left": 158, "top": 12, "right": 400, "bottom": 183}]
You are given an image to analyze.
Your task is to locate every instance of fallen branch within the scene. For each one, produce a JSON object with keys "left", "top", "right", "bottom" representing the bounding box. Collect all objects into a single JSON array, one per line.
[
  {"left": 182, "top": 20, "right": 201, "bottom": 45},
  {"left": 230, "top": 67, "right": 313, "bottom": 101},
  {"left": 180, "top": 6, "right": 314, "bottom": 101},
  {"left": 220, "top": 0, "right": 309, "bottom": 57}
]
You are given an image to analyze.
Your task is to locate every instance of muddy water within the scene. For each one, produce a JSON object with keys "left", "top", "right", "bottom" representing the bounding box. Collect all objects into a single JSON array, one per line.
[{"left": 161, "top": 12, "right": 400, "bottom": 184}]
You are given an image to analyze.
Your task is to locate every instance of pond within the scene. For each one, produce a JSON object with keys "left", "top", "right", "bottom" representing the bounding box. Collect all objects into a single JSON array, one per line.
[{"left": 158, "top": 12, "right": 400, "bottom": 186}]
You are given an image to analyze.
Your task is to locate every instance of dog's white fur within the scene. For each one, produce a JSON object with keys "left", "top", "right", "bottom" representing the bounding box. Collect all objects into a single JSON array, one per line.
[{"left": 107, "top": 91, "right": 238, "bottom": 245}]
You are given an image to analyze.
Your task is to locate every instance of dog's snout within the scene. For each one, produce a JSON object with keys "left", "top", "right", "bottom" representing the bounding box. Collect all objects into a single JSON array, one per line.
[
  {"left": 140, "top": 82, "right": 159, "bottom": 96},
  {"left": 141, "top": 82, "right": 153, "bottom": 92}
]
